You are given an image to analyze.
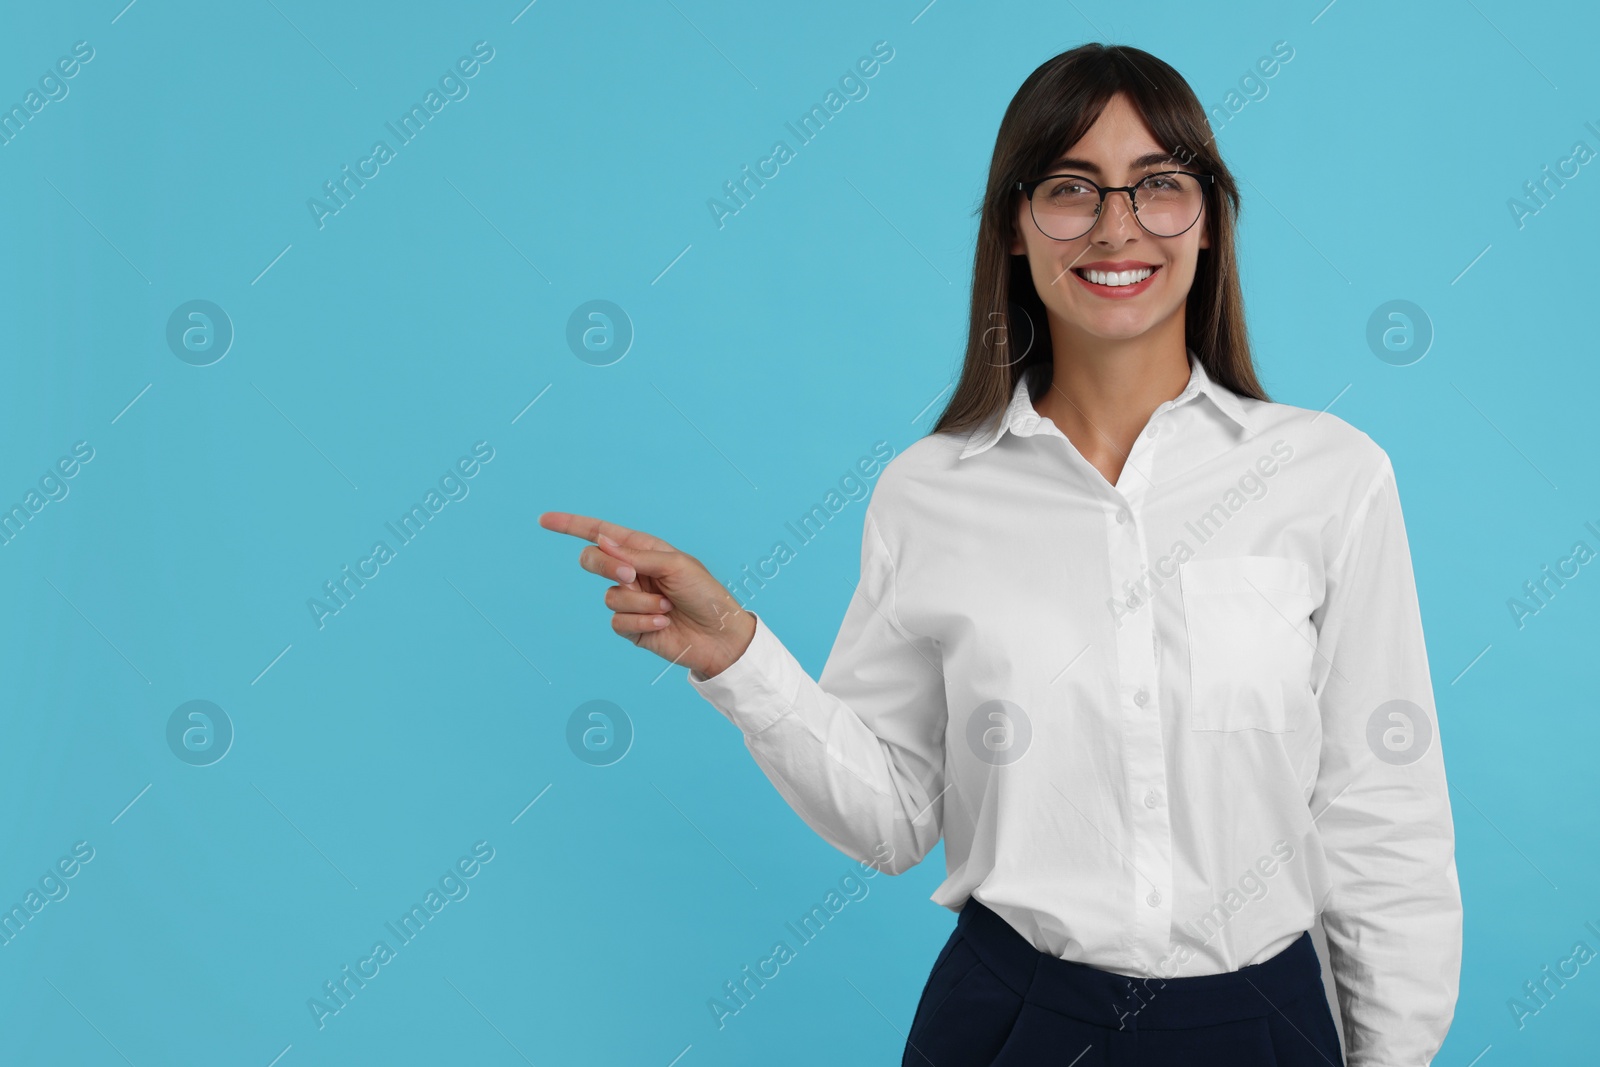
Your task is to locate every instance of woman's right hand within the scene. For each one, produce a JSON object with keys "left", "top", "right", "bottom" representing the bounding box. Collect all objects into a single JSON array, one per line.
[{"left": 538, "top": 510, "right": 757, "bottom": 679}]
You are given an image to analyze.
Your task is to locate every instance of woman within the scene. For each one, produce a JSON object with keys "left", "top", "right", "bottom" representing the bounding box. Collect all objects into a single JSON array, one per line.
[{"left": 540, "top": 43, "right": 1461, "bottom": 1067}]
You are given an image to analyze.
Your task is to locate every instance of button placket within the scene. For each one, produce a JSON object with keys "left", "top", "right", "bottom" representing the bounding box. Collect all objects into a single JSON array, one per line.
[{"left": 1106, "top": 489, "right": 1172, "bottom": 942}]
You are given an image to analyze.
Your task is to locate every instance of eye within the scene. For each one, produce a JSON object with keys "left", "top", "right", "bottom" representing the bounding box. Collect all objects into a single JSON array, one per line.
[{"left": 1044, "top": 179, "right": 1093, "bottom": 198}]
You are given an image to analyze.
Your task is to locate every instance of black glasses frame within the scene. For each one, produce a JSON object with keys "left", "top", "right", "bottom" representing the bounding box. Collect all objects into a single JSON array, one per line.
[{"left": 1015, "top": 170, "right": 1215, "bottom": 240}]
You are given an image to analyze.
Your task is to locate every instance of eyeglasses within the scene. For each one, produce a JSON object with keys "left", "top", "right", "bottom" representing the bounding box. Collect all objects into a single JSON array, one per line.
[{"left": 1016, "top": 170, "right": 1214, "bottom": 241}]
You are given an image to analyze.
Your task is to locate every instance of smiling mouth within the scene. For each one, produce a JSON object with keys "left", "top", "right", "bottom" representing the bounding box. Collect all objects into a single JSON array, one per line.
[{"left": 1072, "top": 265, "right": 1160, "bottom": 287}]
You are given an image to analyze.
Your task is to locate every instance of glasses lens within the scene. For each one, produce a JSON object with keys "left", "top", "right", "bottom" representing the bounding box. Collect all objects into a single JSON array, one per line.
[
  {"left": 1131, "top": 172, "right": 1204, "bottom": 237},
  {"left": 1029, "top": 173, "right": 1204, "bottom": 240},
  {"left": 1029, "top": 175, "right": 1102, "bottom": 240}
]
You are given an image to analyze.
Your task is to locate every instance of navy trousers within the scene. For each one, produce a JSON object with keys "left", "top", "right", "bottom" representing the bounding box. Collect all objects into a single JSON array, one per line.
[{"left": 902, "top": 898, "right": 1345, "bottom": 1066}]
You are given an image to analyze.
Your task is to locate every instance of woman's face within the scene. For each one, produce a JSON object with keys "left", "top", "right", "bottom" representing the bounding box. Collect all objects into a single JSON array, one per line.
[{"left": 1010, "top": 92, "right": 1209, "bottom": 348}]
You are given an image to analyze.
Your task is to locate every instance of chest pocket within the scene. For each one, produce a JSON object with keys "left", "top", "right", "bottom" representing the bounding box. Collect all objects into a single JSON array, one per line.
[{"left": 1179, "top": 555, "right": 1316, "bottom": 732}]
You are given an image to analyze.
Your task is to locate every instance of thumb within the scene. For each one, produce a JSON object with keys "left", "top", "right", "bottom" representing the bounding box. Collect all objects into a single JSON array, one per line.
[{"left": 598, "top": 535, "right": 681, "bottom": 586}]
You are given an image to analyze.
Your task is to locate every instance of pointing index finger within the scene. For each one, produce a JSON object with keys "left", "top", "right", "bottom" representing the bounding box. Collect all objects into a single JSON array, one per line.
[{"left": 538, "top": 511, "right": 675, "bottom": 552}]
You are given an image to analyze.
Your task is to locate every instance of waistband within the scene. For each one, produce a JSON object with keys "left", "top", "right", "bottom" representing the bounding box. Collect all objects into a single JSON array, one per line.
[{"left": 955, "top": 898, "right": 1325, "bottom": 1030}]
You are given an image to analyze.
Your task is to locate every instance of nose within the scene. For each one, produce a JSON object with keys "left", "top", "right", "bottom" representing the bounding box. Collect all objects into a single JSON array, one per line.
[{"left": 1092, "top": 189, "right": 1141, "bottom": 241}]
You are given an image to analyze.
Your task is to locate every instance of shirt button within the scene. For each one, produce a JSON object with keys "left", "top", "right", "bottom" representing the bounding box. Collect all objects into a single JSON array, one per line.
[
  {"left": 1147, "top": 890, "right": 1161, "bottom": 907},
  {"left": 1115, "top": 507, "right": 1131, "bottom": 524},
  {"left": 1133, "top": 688, "right": 1149, "bottom": 707},
  {"left": 1126, "top": 594, "right": 1141, "bottom": 609},
  {"left": 1144, "top": 789, "right": 1160, "bottom": 808}
]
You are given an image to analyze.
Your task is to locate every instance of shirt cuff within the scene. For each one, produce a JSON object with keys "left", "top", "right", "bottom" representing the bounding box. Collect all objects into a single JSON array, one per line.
[{"left": 685, "top": 612, "right": 806, "bottom": 736}]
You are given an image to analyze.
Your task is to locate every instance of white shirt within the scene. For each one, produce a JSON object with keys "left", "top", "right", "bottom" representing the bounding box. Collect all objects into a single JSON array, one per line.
[{"left": 687, "top": 350, "right": 1462, "bottom": 1066}]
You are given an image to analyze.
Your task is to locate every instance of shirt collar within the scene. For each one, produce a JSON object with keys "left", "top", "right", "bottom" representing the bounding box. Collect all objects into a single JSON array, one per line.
[{"left": 957, "top": 346, "right": 1256, "bottom": 460}]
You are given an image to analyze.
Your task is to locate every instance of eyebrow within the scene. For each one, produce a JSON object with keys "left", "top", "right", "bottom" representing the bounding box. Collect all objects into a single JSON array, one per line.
[{"left": 1049, "top": 152, "right": 1179, "bottom": 175}]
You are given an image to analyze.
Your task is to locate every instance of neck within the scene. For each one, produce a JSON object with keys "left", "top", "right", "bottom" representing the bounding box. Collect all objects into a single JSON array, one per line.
[
  {"left": 1028, "top": 323, "right": 1192, "bottom": 485},
  {"left": 1034, "top": 333, "right": 1190, "bottom": 432}
]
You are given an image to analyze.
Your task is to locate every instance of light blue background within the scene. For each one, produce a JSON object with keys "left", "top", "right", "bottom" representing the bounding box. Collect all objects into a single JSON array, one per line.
[{"left": 1, "top": 0, "right": 1596, "bottom": 1063}]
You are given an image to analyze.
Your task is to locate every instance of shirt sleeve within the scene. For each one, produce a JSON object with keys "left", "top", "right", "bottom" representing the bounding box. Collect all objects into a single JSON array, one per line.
[
  {"left": 1308, "top": 455, "right": 1463, "bottom": 1066},
  {"left": 684, "top": 496, "right": 948, "bottom": 874}
]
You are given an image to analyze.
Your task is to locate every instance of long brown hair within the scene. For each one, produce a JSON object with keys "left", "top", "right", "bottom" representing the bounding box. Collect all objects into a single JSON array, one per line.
[{"left": 931, "top": 43, "right": 1268, "bottom": 439}]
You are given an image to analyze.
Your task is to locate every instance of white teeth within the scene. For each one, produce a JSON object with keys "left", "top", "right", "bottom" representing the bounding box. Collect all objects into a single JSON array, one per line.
[{"left": 1079, "top": 267, "right": 1154, "bottom": 287}]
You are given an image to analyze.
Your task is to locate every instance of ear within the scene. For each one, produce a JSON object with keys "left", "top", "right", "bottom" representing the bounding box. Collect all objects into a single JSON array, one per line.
[{"left": 1010, "top": 193, "right": 1030, "bottom": 256}]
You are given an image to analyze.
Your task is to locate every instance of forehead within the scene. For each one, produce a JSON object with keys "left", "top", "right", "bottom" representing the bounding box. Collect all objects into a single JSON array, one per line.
[{"left": 1052, "top": 94, "right": 1169, "bottom": 174}]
